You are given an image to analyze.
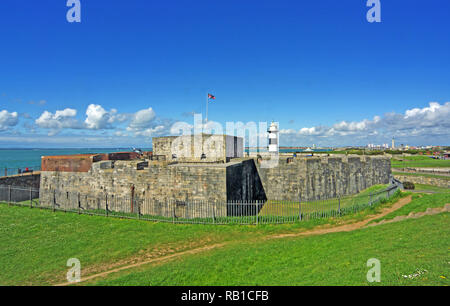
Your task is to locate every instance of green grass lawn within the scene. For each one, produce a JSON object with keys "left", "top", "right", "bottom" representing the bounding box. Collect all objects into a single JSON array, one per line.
[
  {"left": 0, "top": 185, "right": 446, "bottom": 286},
  {"left": 413, "top": 184, "right": 450, "bottom": 193},
  {"left": 371, "top": 192, "right": 450, "bottom": 223},
  {"left": 391, "top": 156, "right": 450, "bottom": 168},
  {"left": 0, "top": 190, "right": 406, "bottom": 285},
  {"left": 0, "top": 204, "right": 280, "bottom": 285},
  {"left": 392, "top": 171, "right": 450, "bottom": 181},
  {"left": 90, "top": 213, "right": 449, "bottom": 286}
]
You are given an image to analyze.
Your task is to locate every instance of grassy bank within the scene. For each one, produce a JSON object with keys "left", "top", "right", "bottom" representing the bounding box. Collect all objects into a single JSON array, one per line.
[
  {"left": 0, "top": 188, "right": 405, "bottom": 285},
  {"left": 392, "top": 171, "right": 450, "bottom": 181},
  {"left": 371, "top": 192, "right": 450, "bottom": 223},
  {"left": 391, "top": 156, "right": 450, "bottom": 168},
  {"left": 91, "top": 213, "right": 449, "bottom": 286},
  {"left": 0, "top": 204, "right": 270, "bottom": 285},
  {"left": 414, "top": 184, "right": 450, "bottom": 193}
]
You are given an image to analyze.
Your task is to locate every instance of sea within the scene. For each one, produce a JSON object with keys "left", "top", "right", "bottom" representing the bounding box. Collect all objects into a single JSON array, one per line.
[{"left": 0, "top": 148, "right": 150, "bottom": 174}]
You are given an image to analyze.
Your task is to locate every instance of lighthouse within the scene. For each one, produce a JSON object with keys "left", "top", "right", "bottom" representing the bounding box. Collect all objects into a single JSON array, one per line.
[{"left": 268, "top": 122, "right": 279, "bottom": 153}]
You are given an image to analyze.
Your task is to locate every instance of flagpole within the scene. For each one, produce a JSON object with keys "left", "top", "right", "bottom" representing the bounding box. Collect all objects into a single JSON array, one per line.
[{"left": 206, "top": 93, "right": 208, "bottom": 123}]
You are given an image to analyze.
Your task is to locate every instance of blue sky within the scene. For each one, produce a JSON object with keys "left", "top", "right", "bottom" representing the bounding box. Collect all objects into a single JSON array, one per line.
[{"left": 0, "top": 0, "right": 449, "bottom": 148}]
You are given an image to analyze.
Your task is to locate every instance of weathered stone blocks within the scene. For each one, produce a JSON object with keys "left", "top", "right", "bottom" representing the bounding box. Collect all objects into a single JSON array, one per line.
[{"left": 39, "top": 155, "right": 391, "bottom": 218}]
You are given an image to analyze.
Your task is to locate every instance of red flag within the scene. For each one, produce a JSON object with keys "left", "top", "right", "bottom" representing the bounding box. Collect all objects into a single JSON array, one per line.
[{"left": 208, "top": 93, "right": 216, "bottom": 100}]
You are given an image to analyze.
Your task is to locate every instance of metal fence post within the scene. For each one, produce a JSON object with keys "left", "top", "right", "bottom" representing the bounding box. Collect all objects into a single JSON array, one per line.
[
  {"left": 172, "top": 201, "right": 175, "bottom": 224},
  {"left": 8, "top": 185, "right": 11, "bottom": 206},
  {"left": 29, "top": 187, "right": 32, "bottom": 208},
  {"left": 298, "top": 194, "right": 302, "bottom": 221},
  {"left": 212, "top": 201, "right": 216, "bottom": 224},
  {"left": 338, "top": 196, "right": 341, "bottom": 216},
  {"left": 78, "top": 192, "right": 81, "bottom": 214},
  {"left": 137, "top": 198, "right": 140, "bottom": 220},
  {"left": 53, "top": 189, "right": 56, "bottom": 212},
  {"left": 130, "top": 185, "right": 135, "bottom": 213},
  {"left": 166, "top": 200, "right": 169, "bottom": 219},
  {"left": 105, "top": 193, "right": 108, "bottom": 217},
  {"left": 65, "top": 192, "right": 68, "bottom": 213},
  {"left": 256, "top": 201, "right": 259, "bottom": 225}
]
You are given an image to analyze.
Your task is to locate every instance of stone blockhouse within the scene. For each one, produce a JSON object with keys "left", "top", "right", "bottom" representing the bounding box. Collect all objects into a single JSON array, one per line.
[{"left": 38, "top": 136, "right": 391, "bottom": 218}]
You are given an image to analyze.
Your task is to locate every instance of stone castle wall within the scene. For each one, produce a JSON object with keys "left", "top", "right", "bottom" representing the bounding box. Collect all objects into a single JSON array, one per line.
[
  {"left": 256, "top": 155, "right": 391, "bottom": 201},
  {"left": 40, "top": 160, "right": 227, "bottom": 202},
  {"left": 226, "top": 159, "right": 267, "bottom": 202},
  {"left": 0, "top": 173, "right": 41, "bottom": 202},
  {"left": 39, "top": 155, "right": 391, "bottom": 218},
  {"left": 0, "top": 173, "right": 41, "bottom": 189},
  {"left": 39, "top": 160, "right": 229, "bottom": 218}
]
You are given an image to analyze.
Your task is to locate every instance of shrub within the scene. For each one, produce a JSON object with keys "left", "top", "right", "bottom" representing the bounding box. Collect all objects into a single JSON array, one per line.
[{"left": 403, "top": 181, "right": 415, "bottom": 190}]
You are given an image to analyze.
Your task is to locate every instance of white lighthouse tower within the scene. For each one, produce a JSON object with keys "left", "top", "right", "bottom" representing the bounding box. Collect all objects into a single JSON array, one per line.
[{"left": 268, "top": 121, "right": 279, "bottom": 153}]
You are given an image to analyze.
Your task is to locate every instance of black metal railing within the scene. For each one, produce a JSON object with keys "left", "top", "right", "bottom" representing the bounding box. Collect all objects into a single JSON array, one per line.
[
  {"left": 0, "top": 184, "right": 400, "bottom": 225},
  {"left": 1, "top": 165, "right": 41, "bottom": 177}
]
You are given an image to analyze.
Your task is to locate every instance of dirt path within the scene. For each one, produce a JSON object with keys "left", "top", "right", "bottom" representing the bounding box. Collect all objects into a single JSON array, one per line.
[
  {"left": 367, "top": 203, "right": 450, "bottom": 227},
  {"left": 55, "top": 195, "right": 413, "bottom": 286},
  {"left": 54, "top": 243, "right": 226, "bottom": 286},
  {"left": 268, "top": 195, "right": 413, "bottom": 239}
]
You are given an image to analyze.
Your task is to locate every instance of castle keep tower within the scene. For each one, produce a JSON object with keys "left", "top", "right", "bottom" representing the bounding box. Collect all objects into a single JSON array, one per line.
[{"left": 152, "top": 134, "right": 244, "bottom": 162}]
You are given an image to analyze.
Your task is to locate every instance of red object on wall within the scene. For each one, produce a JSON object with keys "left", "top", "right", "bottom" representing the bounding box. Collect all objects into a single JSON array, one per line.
[
  {"left": 41, "top": 154, "right": 98, "bottom": 172},
  {"left": 41, "top": 152, "right": 142, "bottom": 172}
]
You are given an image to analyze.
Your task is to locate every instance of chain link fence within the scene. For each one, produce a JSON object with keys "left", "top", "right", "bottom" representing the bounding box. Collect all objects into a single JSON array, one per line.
[{"left": 0, "top": 183, "right": 401, "bottom": 225}]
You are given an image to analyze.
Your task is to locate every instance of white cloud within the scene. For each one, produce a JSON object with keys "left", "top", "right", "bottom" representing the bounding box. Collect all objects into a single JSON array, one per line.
[
  {"left": 85, "top": 104, "right": 120, "bottom": 130},
  {"left": 0, "top": 110, "right": 19, "bottom": 131},
  {"left": 24, "top": 101, "right": 450, "bottom": 147},
  {"left": 35, "top": 108, "right": 81, "bottom": 134},
  {"left": 128, "top": 107, "right": 156, "bottom": 129},
  {"left": 405, "top": 102, "right": 441, "bottom": 119},
  {"left": 125, "top": 107, "right": 173, "bottom": 138},
  {"left": 133, "top": 125, "right": 166, "bottom": 137},
  {"left": 35, "top": 104, "right": 132, "bottom": 135},
  {"left": 280, "top": 102, "right": 450, "bottom": 146},
  {"left": 332, "top": 119, "right": 370, "bottom": 132},
  {"left": 299, "top": 126, "right": 328, "bottom": 135},
  {"left": 34, "top": 105, "right": 162, "bottom": 138}
]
